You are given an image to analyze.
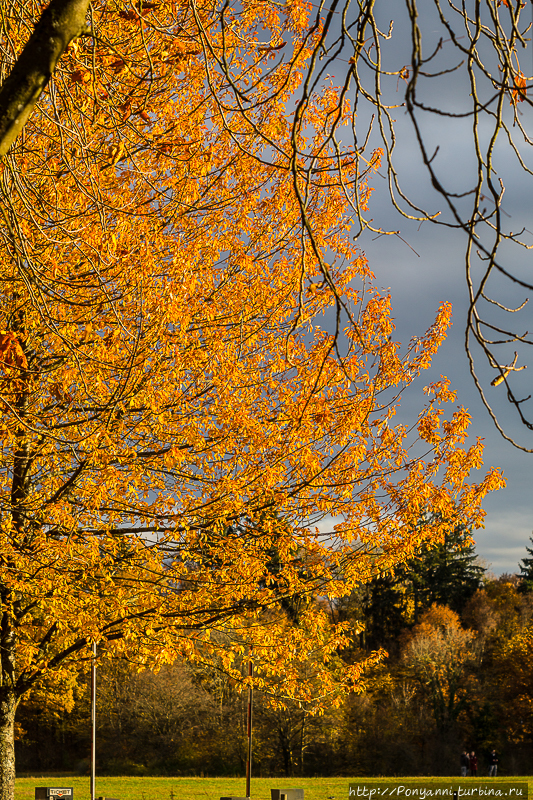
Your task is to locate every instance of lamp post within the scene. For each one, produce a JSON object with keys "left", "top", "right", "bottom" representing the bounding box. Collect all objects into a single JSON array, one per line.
[
  {"left": 90, "top": 642, "right": 96, "bottom": 800},
  {"left": 245, "top": 652, "right": 253, "bottom": 800}
]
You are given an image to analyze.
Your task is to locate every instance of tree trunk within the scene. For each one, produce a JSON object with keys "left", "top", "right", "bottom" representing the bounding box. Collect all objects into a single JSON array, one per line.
[
  {"left": 298, "top": 712, "right": 305, "bottom": 776},
  {"left": 279, "top": 728, "right": 292, "bottom": 777},
  {"left": 0, "top": 319, "right": 30, "bottom": 800},
  {"left": 0, "top": 690, "right": 17, "bottom": 800}
]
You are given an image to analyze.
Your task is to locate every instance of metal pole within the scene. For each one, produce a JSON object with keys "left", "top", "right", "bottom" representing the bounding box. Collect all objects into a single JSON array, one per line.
[
  {"left": 245, "top": 652, "right": 253, "bottom": 800},
  {"left": 90, "top": 642, "right": 96, "bottom": 800}
]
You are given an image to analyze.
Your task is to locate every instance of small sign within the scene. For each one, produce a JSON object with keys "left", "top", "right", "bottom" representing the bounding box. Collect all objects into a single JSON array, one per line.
[{"left": 35, "top": 788, "right": 74, "bottom": 800}]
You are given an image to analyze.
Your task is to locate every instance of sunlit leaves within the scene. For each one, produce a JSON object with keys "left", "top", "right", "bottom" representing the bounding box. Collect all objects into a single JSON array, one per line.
[{"left": 0, "top": 0, "right": 503, "bottom": 722}]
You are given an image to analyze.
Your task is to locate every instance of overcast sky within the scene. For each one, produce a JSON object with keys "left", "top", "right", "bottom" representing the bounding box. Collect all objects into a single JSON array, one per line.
[
  {"left": 359, "top": 202, "right": 532, "bottom": 576},
  {"left": 331, "top": 0, "right": 533, "bottom": 574}
]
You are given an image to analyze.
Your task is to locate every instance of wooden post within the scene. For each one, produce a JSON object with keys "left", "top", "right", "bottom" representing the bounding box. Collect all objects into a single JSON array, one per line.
[{"left": 245, "top": 652, "right": 253, "bottom": 800}]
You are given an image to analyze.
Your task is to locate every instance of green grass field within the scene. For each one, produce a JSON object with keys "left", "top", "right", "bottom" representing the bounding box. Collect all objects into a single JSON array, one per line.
[{"left": 12, "top": 776, "right": 533, "bottom": 800}]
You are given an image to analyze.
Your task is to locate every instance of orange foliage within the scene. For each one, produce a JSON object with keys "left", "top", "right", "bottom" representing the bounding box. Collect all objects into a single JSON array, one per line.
[
  {"left": 493, "top": 628, "right": 533, "bottom": 741},
  {"left": 512, "top": 70, "right": 528, "bottom": 103},
  {"left": 402, "top": 604, "right": 478, "bottom": 729},
  {"left": 409, "top": 604, "right": 463, "bottom": 639},
  {"left": 0, "top": 0, "right": 504, "bottom": 732}
]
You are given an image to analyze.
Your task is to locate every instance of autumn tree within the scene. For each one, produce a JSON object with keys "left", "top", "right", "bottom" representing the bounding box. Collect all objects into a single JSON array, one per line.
[
  {"left": 464, "top": 576, "right": 532, "bottom": 643},
  {"left": 402, "top": 605, "right": 478, "bottom": 732},
  {"left": 478, "top": 628, "right": 533, "bottom": 750},
  {"left": 94, "top": 661, "right": 222, "bottom": 775},
  {"left": 0, "top": 1, "right": 505, "bottom": 798},
  {"left": 456, "top": 578, "right": 533, "bottom": 765}
]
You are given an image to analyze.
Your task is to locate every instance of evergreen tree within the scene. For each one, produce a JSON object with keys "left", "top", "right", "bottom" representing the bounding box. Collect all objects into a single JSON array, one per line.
[
  {"left": 354, "top": 518, "right": 486, "bottom": 651},
  {"left": 405, "top": 520, "right": 486, "bottom": 619},
  {"left": 360, "top": 573, "right": 408, "bottom": 653},
  {"left": 518, "top": 535, "right": 533, "bottom": 593}
]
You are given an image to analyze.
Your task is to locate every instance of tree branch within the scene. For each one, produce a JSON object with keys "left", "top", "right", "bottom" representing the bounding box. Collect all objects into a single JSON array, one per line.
[{"left": 0, "top": 0, "right": 91, "bottom": 157}]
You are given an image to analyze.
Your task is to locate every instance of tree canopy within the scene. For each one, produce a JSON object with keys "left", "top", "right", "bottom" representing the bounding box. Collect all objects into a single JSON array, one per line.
[{"left": 0, "top": 1, "right": 506, "bottom": 797}]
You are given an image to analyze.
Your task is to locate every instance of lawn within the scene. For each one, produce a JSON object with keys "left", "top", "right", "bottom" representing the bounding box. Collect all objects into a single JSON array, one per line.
[{"left": 13, "top": 776, "right": 533, "bottom": 800}]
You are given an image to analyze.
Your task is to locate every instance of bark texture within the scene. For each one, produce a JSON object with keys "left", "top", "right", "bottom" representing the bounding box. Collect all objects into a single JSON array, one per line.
[
  {"left": 0, "top": 0, "right": 91, "bottom": 157},
  {"left": 0, "top": 686, "right": 17, "bottom": 800}
]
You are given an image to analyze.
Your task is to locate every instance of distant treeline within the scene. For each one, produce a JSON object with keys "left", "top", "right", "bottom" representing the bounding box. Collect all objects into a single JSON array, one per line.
[{"left": 16, "top": 528, "right": 533, "bottom": 777}]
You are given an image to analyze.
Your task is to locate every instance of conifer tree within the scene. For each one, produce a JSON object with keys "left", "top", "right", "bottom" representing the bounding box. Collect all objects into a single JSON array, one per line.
[
  {"left": 518, "top": 535, "right": 533, "bottom": 593},
  {"left": 357, "top": 518, "right": 486, "bottom": 650},
  {"left": 406, "top": 520, "right": 486, "bottom": 621},
  {"left": 360, "top": 573, "right": 407, "bottom": 653}
]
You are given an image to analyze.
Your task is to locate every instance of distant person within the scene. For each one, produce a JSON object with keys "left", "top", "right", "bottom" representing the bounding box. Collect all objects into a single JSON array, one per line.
[
  {"left": 461, "top": 750, "right": 470, "bottom": 777},
  {"left": 489, "top": 749, "right": 498, "bottom": 776},
  {"left": 470, "top": 751, "right": 478, "bottom": 777}
]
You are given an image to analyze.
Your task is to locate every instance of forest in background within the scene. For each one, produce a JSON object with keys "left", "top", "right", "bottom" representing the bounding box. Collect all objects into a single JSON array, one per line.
[{"left": 15, "top": 529, "right": 533, "bottom": 778}]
